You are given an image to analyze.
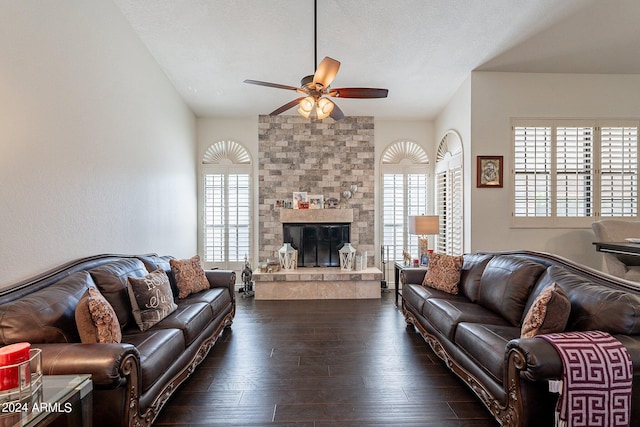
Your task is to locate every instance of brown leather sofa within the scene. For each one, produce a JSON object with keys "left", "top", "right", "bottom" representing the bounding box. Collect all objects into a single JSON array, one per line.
[
  {"left": 0, "top": 254, "right": 235, "bottom": 427},
  {"left": 402, "top": 250, "right": 640, "bottom": 427}
]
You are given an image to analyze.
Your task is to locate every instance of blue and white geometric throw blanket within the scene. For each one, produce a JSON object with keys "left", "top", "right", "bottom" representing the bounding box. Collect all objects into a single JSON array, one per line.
[{"left": 539, "top": 331, "right": 632, "bottom": 427}]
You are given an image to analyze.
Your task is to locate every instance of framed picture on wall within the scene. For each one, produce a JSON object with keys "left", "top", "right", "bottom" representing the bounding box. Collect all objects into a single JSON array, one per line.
[
  {"left": 292, "top": 192, "right": 307, "bottom": 209},
  {"left": 477, "top": 156, "right": 503, "bottom": 188},
  {"left": 308, "top": 195, "right": 324, "bottom": 209}
]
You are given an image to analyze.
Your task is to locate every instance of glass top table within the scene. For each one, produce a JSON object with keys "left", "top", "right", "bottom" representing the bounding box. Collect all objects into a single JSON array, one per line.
[{"left": 0, "top": 374, "right": 92, "bottom": 427}]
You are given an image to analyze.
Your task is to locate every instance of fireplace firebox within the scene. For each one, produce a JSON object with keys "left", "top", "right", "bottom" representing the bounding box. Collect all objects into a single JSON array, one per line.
[{"left": 282, "top": 223, "right": 350, "bottom": 267}]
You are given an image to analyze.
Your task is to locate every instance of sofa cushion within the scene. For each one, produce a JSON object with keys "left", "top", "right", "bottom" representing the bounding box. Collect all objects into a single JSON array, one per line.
[
  {"left": 0, "top": 271, "right": 90, "bottom": 344},
  {"left": 137, "top": 255, "right": 179, "bottom": 297},
  {"left": 521, "top": 283, "right": 570, "bottom": 339},
  {"left": 178, "top": 287, "right": 232, "bottom": 319},
  {"left": 76, "top": 286, "right": 122, "bottom": 344},
  {"left": 529, "top": 265, "right": 640, "bottom": 335},
  {"left": 402, "top": 284, "right": 430, "bottom": 314},
  {"left": 477, "top": 256, "right": 547, "bottom": 327},
  {"left": 423, "top": 298, "right": 510, "bottom": 341},
  {"left": 90, "top": 258, "right": 149, "bottom": 329},
  {"left": 122, "top": 328, "right": 185, "bottom": 392},
  {"left": 455, "top": 322, "right": 521, "bottom": 384},
  {"left": 522, "top": 266, "right": 587, "bottom": 318},
  {"left": 155, "top": 302, "right": 213, "bottom": 345},
  {"left": 459, "top": 253, "right": 493, "bottom": 302},
  {"left": 170, "top": 255, "right": 210, "bottom": 299},
  {"left": 75, "top": 290, "right": 96, "bottom": 343},
  {"left": 422, "top": 253, "right": 464, "bottom": 294},
  {"left": 564, "top": 282, "right": 640, "bottom": 334},
  {"left": 126, "top": 269, "right": 178, "bottom": 332}
]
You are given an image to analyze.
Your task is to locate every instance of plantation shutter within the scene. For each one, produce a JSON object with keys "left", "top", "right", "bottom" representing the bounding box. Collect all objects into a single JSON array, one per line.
[
  {"left": 203, "top": 172, "right": 250, "bottom": 264},
  {"left": 407, "top": 173, "right": 428, "bottom": 252},
  {"left": 227, "top": 174, "right": 251, "bottom": 262},
  {"left": 382, "top": 174, "right": 405, "bottom": 262},
  {"left": 450, "top": 166, "right": 463, "bottom": 254},
  {"left": 382, "top": 172, "right": 428, "bottom": 262},
  {"left": 204, "top": 174, "right": 225, "bottom": 262},
  {"left": 556, "top": 125, "right": 594, "bottom": 217},
  {"left": 436, "top": 167, "right": 462, "bottom": 255},
  {"left": 600, "top": 126, "right": 638, "bottom": 217},
  {"left": 513, "top": 125, "right": 552, "bottom": 217}
]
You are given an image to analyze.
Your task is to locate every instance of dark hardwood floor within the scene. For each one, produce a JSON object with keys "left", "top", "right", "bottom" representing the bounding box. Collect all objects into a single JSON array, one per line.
[{"left": 154, "top": 290, "right": 499, "bottom": 426}]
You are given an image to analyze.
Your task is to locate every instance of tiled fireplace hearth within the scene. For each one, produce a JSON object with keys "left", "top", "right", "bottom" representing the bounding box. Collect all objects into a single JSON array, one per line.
[{"left": 253, "top": 267, "right": 382, "bottom": 300}]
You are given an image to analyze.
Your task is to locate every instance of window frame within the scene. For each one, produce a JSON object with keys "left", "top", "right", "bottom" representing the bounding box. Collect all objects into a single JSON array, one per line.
[
  {"left": 199, "top": 140, "right": 253, "bottom": 271},
  {"left": 201, "top": 164, "right": 252, "bottom": 270},
  {"left": 381, "top": 164, "right": 430, "bottom": 262},
  {"left": 511, "top": 118, "right": 639, "bottom": 228}
]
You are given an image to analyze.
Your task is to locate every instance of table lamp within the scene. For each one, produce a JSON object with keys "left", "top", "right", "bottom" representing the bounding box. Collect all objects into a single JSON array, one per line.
[{"left": 408, "top": 215, "right": 440, "bottom": 263}]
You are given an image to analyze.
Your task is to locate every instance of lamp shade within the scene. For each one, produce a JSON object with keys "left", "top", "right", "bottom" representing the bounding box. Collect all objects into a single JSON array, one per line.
[{"left": 408, "top": 215, "right": 439, "bottom": 235}]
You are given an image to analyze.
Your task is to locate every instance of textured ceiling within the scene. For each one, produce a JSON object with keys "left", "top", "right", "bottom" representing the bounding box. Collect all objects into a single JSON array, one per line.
[{"left": 113, "top": 0, "right": 640, "bottom": 120}]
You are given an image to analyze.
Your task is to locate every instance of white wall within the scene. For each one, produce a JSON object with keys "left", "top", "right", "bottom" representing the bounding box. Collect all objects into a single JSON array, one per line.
[
  {"left": 0, "top": 1, "right": 197, "bottom": 287},
  {"left": 469, "top": 72, "right": 640, "bottom": 268}
]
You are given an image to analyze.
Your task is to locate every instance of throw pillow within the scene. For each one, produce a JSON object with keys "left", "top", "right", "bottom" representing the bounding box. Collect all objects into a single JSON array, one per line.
[
  {"left": 169, "top": 255, "right": 210, "bottom": 299},
  {"left": 422, "top": 253, "right": 464, "bottom": 294},
  {"left": 126, "top": 268, "right": 177, "bottom": 331},
  {"left": 75, "top": 286, "right": 122, "bottom": 344},
  {"left": 521, "top": 283, "right": 571, "bottom": 339}
]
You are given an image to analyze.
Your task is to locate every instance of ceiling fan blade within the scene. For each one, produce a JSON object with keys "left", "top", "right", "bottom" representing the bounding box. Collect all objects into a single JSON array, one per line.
[
  {"left": 313, "top": 57, "right": 340, "bottom": 88},
  {"left": 269, "top": 97, "right": 306, "bottom": 116},
  {"left": 329, "top": 87, "right": 389, "bottom": 99},
  {"left": 244, "top": 79, "right": 300, "bottom": 91},
  {"left": 329, "top": 101, "right": 344, "bottom": 121}
]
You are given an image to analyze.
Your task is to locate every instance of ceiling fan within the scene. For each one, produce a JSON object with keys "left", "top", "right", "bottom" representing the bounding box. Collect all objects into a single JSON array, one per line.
[{"left": 243, "top": 0, "right": 388, "bottom": 120}]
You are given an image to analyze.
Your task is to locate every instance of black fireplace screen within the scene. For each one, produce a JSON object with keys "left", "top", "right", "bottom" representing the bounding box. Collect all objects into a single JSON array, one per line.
[{"left": 282, "top": 223, "right": 350, "bottom": 267}]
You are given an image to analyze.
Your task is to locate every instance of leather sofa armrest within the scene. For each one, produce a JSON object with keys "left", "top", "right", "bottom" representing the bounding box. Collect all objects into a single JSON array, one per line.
[
  {"left": 36, "top": 343, "right": 140, "bottom": 388},
  {"left": 506, "top": 338, "right": 563, "bottom": 382},
  {"left": 401, "top": 268, "right": 428, "bottom": 286},
  {"left": 509, "top": 334, "right": 640, "bottom": 382},
  {"left": 205, "top": 269, "right": 236, "bottom": 296}
]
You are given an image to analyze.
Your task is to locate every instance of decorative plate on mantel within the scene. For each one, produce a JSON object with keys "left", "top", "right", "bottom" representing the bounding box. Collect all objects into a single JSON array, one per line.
[{"left": 325, "top": 198, "right": 339, "bottom": 209}]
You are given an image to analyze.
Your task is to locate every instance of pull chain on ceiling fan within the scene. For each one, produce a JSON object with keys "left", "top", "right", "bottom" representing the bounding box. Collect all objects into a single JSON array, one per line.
[{"left": 244, "top": 0, "right": 388, "bottom": 120}]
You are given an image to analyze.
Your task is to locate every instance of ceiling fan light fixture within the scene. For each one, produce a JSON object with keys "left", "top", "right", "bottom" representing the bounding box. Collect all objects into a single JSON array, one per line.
[
  {"left": 298, "top": 96, "right": 315, "bottom": 118},
  {"left": 316, "top": 97, "right": 334, "bottom": 119},
  {"left": 244, "top": 0, "right": 388, "bottom": 119}
]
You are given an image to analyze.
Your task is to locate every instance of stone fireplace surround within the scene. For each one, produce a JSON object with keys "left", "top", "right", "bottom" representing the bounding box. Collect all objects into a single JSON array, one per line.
[
  {"left": 258, "top": 115, "right": 375, "bottom": 265},
  {"left": 256, "top": 115, "right": 378, "bottom": 299}
]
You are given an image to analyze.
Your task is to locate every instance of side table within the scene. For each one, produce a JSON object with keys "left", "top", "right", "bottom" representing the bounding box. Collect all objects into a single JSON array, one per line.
[
  {"left": 394, "top": 261, "right": 428, "bottom": 306},
  {"left": 1, "top": 374, "right": 92, "bottom": 427}
]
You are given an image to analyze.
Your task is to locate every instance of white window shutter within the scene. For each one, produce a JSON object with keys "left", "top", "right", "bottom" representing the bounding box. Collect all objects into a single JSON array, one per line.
[
  {"left": 513, "top": 126, "right": 552, "bottom": 217},
  {"left": 600, "top": 126, "right": 638, "bottom": 217}
]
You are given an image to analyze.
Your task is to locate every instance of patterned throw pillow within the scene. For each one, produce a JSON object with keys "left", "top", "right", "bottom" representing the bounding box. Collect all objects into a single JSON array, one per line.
[
  {"left": 75, "top": 286, "right": 122, "bottom": 344},
  {"left": 521, "top": 283, "right": 571, "bottom": 339},
  {"left": 126, "top": 268, "right": 178, "bottom": 331},
  {"left": 169, "top": 255, "right": 210, "bottom": 299},
  {"left": 422, "top": 253, "right": 464, "bottom": 294}
]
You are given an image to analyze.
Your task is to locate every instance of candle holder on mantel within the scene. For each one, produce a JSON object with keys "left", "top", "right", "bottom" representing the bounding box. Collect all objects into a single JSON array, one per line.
[
  {"left": 278, "top": 243, "right": 298, "bottom": 270},
  {"left": 339, "top": 243, "right": 357, "bottom": 271}
]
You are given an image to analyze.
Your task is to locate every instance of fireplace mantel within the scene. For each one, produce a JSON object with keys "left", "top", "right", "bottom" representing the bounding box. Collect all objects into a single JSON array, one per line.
[{"left": 280, "top": 208, "right": 353, "bottom": 224}]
